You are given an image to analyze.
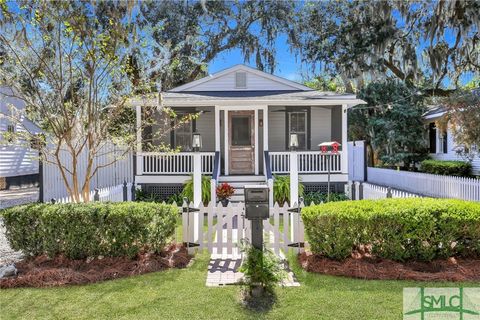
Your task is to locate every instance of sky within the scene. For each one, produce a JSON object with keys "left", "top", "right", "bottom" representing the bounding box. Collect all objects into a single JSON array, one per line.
[{"left": 209, "top": 34, "right": 306, "bottom": 82}]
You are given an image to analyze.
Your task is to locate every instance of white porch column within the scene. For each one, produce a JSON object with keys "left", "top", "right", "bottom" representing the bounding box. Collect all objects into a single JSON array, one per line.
[
  {"left": 263, "top": 106, "right": 269, "bottom": 150},
  {"left": 135, "top": 105, "right": 143, "bottom": 176},
  {"left": 289, "top": 150, "right": 299, "bottom": 243},
  {"left": 341, "top": 104, "right": 348, "bottom": 174},
  {"left": 215, "top": 106, "right": 220, "bottom": 152},
  {"left": 193, "top": 153, "right": 202, "bottom": 208},
  {"left": 290, "top": 151, "right": 299, "bottom": 206},
  {"left": 192, "top": 152, "right": 202, "bottom": 242},
  {"left": 254, "top": 109, "right": 259, "bottom": 175},
  {"left": 224, "top": 109, "right": 229, "bottom": 175}
]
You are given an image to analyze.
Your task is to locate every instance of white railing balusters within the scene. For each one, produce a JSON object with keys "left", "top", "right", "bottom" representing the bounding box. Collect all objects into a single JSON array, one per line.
[
  {"left": 138, "top": 152, "right": 215, "bottom": 175},
  {"left": 269, "top": 151, "right": 343, "bottom": 174}
]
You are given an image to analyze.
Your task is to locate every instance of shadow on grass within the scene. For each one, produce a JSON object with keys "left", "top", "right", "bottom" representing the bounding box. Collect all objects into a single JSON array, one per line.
[{"left": 239, "top": 287, "right": 277, "bottom": 314}]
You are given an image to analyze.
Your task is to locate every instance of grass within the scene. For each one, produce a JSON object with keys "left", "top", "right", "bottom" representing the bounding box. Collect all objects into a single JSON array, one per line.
[{"left": 1, "top": 252, "right": 477, "bottom": 320}]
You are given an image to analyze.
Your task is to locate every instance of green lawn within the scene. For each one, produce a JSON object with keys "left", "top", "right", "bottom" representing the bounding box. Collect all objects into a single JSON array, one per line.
[{"left": 1, "top": 252, "right": 477, "bottom": 320}]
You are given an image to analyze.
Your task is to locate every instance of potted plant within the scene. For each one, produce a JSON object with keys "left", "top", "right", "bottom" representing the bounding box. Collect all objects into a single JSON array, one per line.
[{"left": 216, "top": 183, "right": 235, "bottom": 206}]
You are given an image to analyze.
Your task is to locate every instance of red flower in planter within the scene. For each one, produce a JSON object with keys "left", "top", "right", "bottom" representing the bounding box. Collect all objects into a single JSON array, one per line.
[{"left": 216, "top": 183, "right": 235, "bottom": 200}]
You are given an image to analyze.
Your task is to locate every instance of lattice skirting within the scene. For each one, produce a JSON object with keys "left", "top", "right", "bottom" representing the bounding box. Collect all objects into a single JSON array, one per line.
[
  {"left": 303, "top": 182, "right": 346, "bottom": 193},
  {"left": 141, "top": 183, "right": 183, "bottom": 201}
]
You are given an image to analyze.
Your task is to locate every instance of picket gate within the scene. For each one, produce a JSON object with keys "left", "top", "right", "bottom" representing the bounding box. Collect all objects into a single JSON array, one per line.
[{"left": 181, "top": 201, "right": 307, "bottom": 258}]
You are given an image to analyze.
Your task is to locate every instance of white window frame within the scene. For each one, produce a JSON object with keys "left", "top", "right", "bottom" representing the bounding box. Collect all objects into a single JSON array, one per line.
[{"left": 288, "top": 111, "right": 307, "bottom": 150}]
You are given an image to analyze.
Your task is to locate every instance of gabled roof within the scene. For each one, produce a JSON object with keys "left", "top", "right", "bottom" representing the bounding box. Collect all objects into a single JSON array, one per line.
[{"left": 169, "top": 64, "right": 313, "bottom": 92}]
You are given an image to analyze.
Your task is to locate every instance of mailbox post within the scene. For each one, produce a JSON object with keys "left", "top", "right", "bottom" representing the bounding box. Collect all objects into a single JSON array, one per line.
[{"left": 244, "top": 185, "right": 270, "bottom": 251}]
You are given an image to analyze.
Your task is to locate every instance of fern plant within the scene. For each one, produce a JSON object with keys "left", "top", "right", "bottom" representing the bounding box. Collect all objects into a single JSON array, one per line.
[
  {"left": 181, "top": 175, "right": 211, "bottom": 204},
  {"left": 273, "top": 174, "right": 304, "bottom": 205}
]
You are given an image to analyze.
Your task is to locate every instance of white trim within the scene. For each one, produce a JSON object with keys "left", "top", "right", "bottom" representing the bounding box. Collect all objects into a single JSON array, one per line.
[
  {"left": 136, "top": 105, "right": 143, "bottom": 175},
  {"left": 424, "top": 111, "right": 447, "bottom": 120},
  {"left": 214, "top": 106, "right": 220, "bottom": 152},
  {"left": 254, "top": 109, "right": 259, "bottom": 175},
  {"left": 263, "top": 105, "right": 268, "bottom": 150},
  {"left": 169, "top": 65, "right": 312, "bottom": 92},
  {"left": 341, "top": 104, "right": 348, "bottom": 174},
  {"left": 135, "top": 175, "right": 190, "bottom": 184},
  {"left": 299, "top": 173, "right": 348, "bottom": 183},
  {"left": 224, "top": 109, "right": 229, "bottom": 175},
  {"left": 130, "top": 98, "right": 365, "bottom": 107}
]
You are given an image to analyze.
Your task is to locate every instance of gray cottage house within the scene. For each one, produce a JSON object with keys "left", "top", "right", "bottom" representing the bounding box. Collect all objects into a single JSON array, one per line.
[{"left": 130, "top": 65, "right": 364, "bottom": 202}]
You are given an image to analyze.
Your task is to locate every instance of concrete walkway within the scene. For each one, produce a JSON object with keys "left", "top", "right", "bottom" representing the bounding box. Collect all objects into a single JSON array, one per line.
[{"left": 0, "top": 187, "right": 39, "bottom": 209}]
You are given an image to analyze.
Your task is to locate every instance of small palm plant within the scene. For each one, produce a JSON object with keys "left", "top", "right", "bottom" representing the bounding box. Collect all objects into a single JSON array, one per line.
[
  {"left": 273, "top": 174, "right": 304, "bottom": 205},
  {"left": 181, "top": 175, "right": 211, "bottom": 205}
]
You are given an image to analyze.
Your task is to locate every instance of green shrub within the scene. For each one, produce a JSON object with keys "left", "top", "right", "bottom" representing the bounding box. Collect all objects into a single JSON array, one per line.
[
  {"left": 239, "top": 240, "right": 286, "bottom": 294},
  {"left": 302, "top": 198, "right": 480, "bottom": 262},
  {"left": 1, "top": 202, "right": 178, "bottom": 259},
  {"left": 273, "top": 175, "right": 304, "bottom": 205},
  {"left": 420, "top": 159, "right": 472, "bottom": 177},
  {"left": 181, "top": 175, "right": 211, "bottom": 204},
  {"left": 303, "top": 191, "right": 349, "bottom": 204}
]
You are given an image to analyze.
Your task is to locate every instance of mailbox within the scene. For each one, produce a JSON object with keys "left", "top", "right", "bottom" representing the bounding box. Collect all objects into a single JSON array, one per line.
[{"left": 244, "top": 185, "right": 269, "bottom": 220}]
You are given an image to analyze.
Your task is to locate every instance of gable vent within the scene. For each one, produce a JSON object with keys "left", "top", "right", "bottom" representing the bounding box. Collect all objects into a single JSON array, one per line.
[{"left": 235, "top": 72, "right": 247, "bottom": 88}]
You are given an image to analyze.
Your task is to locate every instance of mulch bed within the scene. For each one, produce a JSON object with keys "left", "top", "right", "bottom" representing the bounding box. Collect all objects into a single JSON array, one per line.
[
  {"left": 0, "top": 243, "right": 191, "bottom": 288},
  {"left": 299, "top": 252, "right": 480, "bottom": 282}
]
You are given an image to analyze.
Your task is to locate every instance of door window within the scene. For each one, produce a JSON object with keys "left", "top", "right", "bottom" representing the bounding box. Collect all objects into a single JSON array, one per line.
[{"left": 231, "top": 116, "right": 251, "bottom": 146}]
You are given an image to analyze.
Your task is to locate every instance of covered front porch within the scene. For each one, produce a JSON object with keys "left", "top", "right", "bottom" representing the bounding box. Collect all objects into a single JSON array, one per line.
[{"left": 133, "top": 104, "right": 347, "bottom": 202}]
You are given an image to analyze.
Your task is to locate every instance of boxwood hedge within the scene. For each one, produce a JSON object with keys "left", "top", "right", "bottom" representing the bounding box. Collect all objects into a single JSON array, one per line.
[
  {"left": 420, "top": 159, "right": 472, "bottom": 177},
  {"left": 1, "top": 202, "right": 178, "bottom": 259},
  {"left": 302, "top": 198, "right": 480, "bottom": 262}
]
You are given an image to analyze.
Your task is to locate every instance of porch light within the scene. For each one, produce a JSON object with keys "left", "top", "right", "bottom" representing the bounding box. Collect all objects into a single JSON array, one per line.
[
  {"left": 192, "top": 132, "right": 202, "bottom": 152},
  {"left": 289, "top": 133, "right": 299, "bottom": 151}
]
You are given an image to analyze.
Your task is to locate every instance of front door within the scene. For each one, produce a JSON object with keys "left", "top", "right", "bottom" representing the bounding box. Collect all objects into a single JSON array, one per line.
[{"left": 229, "top": 111, "right": 255, "bottom": 174}]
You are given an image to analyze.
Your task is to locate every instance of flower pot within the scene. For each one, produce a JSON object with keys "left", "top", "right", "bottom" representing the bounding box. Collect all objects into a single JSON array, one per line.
[{"left": 220, "top": 198, "right": 229, "bottom": 207}]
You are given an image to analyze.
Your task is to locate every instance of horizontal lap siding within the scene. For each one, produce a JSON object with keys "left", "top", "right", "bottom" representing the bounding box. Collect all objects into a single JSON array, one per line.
[
  {"left": 430, "top": 126, "right": 480, "bottom": 175},
  {"left": 311, "top": 106, "right": 332, "bottom": 150},
  {"left": 182, "top": 72, "right": 296, "bottom": 91},
  {"left": 1, "top": 90, "right": 41, "bottom": 177},
  {"left": 268, "top": 107, "right": 285, "bottom": 151},
  {"left": 0, "top": 146, "right": 38, "bottom": 177},
  {"left": 195, "top": 107, "right": 215, "bottom": 151}
]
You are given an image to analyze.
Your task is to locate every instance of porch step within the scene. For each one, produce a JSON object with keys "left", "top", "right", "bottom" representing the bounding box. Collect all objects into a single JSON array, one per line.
[
  {"left": 218, "top": 175, "right": 265, "bottom": 183},
  {"left": 229, "top": 181, "right": 267, "bottom": 203}
]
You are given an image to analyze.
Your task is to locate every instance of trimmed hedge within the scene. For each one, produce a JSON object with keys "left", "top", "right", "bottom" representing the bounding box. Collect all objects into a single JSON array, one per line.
[
  {"left": 420, "top": 159, "right": 472, "bottom": 177},
  {"left": 1, "top": 202, "right": 178, "bottom": 259},
  {"left": 302, "top": 198, "right": 480, "bottom": 262}
]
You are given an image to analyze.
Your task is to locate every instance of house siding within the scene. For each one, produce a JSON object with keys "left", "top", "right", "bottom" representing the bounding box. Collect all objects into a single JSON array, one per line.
[
  {"left": 268, "top": 106, "right": 339, "bottom": 151},
  {"left": 182, "top": 72, "right": 297, "bottom": 91},
  {"left": 311, "top": 106, "right": 332, "bottom": 149},
  {"left": 195, "top": 106, "right": 215, "bottom": 151},
  {"left": 0, "top": 88, "right": 40, "bottom": 178},
  {"left": 429, "top": 125, "right": 480, "bottom": 175},
  {"left": 150, "top": 107, "right": 215, "bottom": 151},
  {"left": 268, "top": 106, "right": 286, "bottom": 151}
]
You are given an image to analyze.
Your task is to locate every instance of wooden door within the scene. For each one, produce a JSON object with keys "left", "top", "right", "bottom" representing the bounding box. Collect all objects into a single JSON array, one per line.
[{"left": 229, "top": 111, "right": 255, "bottom": 174}]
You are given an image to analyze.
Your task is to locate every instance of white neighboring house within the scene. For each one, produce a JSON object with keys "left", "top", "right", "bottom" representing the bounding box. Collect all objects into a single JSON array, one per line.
[
  {"left": 424, "top": 105, "right": 480, "bottom": 175},
  {"left": 0, "top": 87, "right": 41, "bottom": 190},
  {"left": 130, "top": 65, "right": 365, "bottom": 200}
]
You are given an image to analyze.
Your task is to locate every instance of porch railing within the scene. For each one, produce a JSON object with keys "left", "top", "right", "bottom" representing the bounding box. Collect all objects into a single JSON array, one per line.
[
  {"left": 138, "top": 152, "right": 215, "bottom": 175},
  {"left": 269, "top": 151, "right": 342, "bottom": 174}
]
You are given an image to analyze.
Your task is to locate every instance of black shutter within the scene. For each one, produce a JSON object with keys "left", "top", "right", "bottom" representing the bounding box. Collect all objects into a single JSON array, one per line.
[{"left": 428, "top": 123, "right": 436, "bottom": 153}]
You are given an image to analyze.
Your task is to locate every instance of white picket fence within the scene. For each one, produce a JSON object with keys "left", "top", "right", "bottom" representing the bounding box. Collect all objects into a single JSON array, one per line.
[
  {"left": 361, "top": 182, "right": 420, "bottom": 200},
  {"left": 42, "top": 142, "right": 133, "bottom": 202},
  {"left": 54, "top": 182, "right": 133, "bottom": 203},
  {"left": 367, "top": 167, "right": 480, "bottom": 201},
  {"left": 180, "top": 201, "right": 307, "bottom": 258}
]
